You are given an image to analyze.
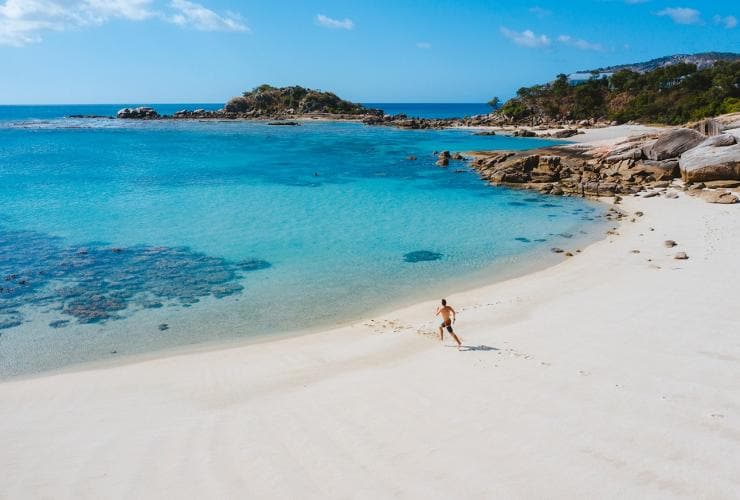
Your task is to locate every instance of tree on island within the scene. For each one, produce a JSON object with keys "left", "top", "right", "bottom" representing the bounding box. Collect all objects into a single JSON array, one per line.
[{"left": 486, "top": 97, "right": 500, "bottom": 110}]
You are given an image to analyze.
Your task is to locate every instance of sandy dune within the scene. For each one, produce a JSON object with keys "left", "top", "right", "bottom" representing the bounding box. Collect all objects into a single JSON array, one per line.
[{"left": 1, "top": 192, "right": 739, "bottom": 499}]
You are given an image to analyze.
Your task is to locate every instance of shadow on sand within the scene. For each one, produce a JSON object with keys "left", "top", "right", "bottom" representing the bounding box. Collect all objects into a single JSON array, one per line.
[{"left": 458, "top": 344, "right": 499, "bottom": 352}]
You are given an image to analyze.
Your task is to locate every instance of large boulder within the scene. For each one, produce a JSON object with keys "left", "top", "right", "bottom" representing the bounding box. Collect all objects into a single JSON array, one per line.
[
  {"left": 643, "top": 128, "right": 705, "bottom": 161},
  {"left": 549, "top": 129, "right": 579, "bottom": 138},
  {"left": 679, "top": 143, "right": 740, "bottom": 182},
  {"left": 633, "top": 160, "right": 680, "bottom": 181},
  {"left": 697, "top": 134, "right": 736, "bottom": 148}
]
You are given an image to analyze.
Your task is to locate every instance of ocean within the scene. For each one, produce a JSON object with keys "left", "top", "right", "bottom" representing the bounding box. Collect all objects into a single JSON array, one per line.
[
  {"left": 0, "top": 105, "right": 607, "bottom": 377},
  {"left": 0, "top": 102, "right": 492, "bottom": 120}
]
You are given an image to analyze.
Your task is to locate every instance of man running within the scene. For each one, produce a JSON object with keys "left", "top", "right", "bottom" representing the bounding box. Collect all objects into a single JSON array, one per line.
[{"left": 436, "top": 299, "right": 462, "bottom": 347}]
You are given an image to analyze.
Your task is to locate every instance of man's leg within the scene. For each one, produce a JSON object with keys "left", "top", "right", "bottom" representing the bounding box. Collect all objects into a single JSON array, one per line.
[
  {"left": 448, "top": 328, "right": 462, "bottom": 347},
  {"left": 438, "top": 325, "right": 444, "bottom": 341}
]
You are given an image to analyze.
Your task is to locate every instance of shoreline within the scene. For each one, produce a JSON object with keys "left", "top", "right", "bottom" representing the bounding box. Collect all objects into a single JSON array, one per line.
[
  {"left": 2, "top": 191, "right": 738, "bottom": 498},
  {"left": 2, "top": 193, "right": 608, "bottom": 382}
]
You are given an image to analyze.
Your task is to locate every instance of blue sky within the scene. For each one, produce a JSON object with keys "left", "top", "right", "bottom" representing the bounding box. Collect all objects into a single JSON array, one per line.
[{"left": 0, "top": 0, "right": 737, "bottom": 104}]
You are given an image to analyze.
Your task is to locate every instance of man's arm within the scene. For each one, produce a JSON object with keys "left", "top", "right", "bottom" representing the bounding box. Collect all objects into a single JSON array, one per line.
[
  {"left": 451, "top": 307, "right": 457, "bottom": 322},
  {"left": 435, "top": 307, "right": 440, "bottom": 316}
]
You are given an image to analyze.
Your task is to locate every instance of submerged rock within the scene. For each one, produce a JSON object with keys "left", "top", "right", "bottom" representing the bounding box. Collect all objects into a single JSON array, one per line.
[
  {"left": 236, "top": 259, "right": 272, "bottom": 271},
  {"left": 0, "top": 228, "right": 273, "bottom": 329},
  {"left": 403, "top": 251, "right": 443, "bottom": 263},
  {"left": 0, "top": 316, "right": 22, "bottom": 330}
]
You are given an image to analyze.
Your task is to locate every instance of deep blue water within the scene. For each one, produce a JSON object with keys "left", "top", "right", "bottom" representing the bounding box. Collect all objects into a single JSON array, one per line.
[
  {"left": 0, "top": 106, "right": 606, "bottom": 377},
  {"left": 0, "top": 103, "right": 491, "bottom": 120},
  {"left": 0, "top": 103, "right": 224, "bottom": 121}
]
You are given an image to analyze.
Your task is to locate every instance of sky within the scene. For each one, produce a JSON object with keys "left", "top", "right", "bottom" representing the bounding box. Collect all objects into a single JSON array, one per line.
[{"left": 0, "top": 0, "right": 737, "bottom": 104}]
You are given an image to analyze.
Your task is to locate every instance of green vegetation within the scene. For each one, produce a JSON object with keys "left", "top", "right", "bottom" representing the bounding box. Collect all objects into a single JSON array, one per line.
[
  {"left": 486, "top": 96, "right": 500, "bottom": 110},
  {"left": 224, "top": 85, "right": 376, "bottom": 116},
  {"left": 495, "top": 61, "right": 740, "bottom": 124}
]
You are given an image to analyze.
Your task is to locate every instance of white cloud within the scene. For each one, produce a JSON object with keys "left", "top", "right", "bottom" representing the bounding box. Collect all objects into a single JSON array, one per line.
[
  {"left": 528, "top": 6, "right": 551, "bottom": 18},
  {"left": 168, "top": 0, "right": 247, "bottom": 32},
  {"left": 500, "top": 27, "right": 550, "bottom": 48},
  {"left": 713, "top": 14, "right": 737, "bottom": 29},
  {"left": 0, "top": 0, "right": 248, "bottom": 46},
  {"left": 416, "top": 41, "right": 431, "bottom": 49},
  {"left": 656, "top": 7, "right": 701, "bottom": 25},
  {"left": 315, "top": 14, "right": 353, "bottom": 30},
  {"left": 83, "top": 0, "right": 155, "bottom": 22},
  {"left": 0, "top": 0, "right": 75, "bottom": 46},
  {"left": 557, "top": 34, "right": 603, "bottom": 51}
]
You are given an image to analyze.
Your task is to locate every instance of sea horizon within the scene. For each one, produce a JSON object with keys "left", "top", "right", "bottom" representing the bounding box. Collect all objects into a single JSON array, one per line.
[{"left": 0, "top": 102, "right": 494, "bottom": 121}]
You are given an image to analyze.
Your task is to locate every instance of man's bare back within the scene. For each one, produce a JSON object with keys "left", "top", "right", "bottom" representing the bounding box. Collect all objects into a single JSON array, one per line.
[{"left": 436, "top": 299, "right": 462, "bottom": 347}]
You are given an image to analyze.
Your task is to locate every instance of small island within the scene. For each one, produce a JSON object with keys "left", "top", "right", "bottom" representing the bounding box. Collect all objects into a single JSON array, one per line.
[{"left": 116, "top": 84, "right": 384, "bottom": 120}]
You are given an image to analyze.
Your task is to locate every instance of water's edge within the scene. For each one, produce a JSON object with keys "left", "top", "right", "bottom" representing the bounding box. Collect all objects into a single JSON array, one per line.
[{"left": 3, "top": 198, "right": 609, "bottom": 383}]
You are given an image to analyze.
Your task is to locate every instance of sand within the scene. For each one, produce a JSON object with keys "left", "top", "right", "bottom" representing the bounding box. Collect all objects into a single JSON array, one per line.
[
  {"left": 461, "top": 123, "right": 664, "bottom": 147},
  {"left": 1, "top": 189, "right": 739, "bottom": 499},
  {"left": 562, "top": 124, "right": 663, "bottom": 144}
]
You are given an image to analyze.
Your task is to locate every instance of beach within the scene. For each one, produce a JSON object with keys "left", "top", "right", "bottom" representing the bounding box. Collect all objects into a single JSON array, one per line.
[
  {"left": 2, "top": 178, "right": 738, "bottom": 498},
  {"left": 2, "top": 2, "right": 738, "bottom": 497}
]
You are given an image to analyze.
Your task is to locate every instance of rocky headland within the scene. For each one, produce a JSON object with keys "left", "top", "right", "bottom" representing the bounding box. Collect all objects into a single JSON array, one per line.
[{"left": 467, "top": 114, "right": 740, "bottom": 204}]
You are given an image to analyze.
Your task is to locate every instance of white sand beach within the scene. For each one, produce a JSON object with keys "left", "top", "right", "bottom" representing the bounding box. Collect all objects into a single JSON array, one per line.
[{"left": 1, "top": 187, "right": 739, "bottom": 498}]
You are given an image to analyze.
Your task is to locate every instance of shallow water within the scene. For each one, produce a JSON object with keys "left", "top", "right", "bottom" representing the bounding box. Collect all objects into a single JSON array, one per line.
[{"left": 0, "top": 111, "right": 607, "bottom": 377}]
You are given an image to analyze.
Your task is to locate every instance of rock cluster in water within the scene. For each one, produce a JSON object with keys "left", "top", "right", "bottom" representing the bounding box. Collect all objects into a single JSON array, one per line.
[
  {"left": 0, "top": 229, "right": 270, "bottom": 331},
  {"left": 116, "top": 107, "right": 159, "bottom": 119}
]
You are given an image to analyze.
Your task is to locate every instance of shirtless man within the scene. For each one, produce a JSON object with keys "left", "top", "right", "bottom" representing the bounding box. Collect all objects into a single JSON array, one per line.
[{"left": 436, "top": 299, "right": 462, "bottom": 347}]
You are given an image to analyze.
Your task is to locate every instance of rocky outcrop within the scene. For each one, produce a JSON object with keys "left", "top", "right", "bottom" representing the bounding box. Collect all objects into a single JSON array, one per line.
[
  {"left": 116, "top": 107, "right": 159, "bottom": 119},
  {"left": 469, "top": 115, "right": 740, "bottom": 201},
  {"left": 643, "top": 128, "right": 705, "bottom": 161}
]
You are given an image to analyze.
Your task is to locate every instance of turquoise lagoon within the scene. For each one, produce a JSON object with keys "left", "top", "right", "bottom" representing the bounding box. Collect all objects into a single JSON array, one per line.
[{"left": 0, "top": 109, "right": 607, "bottom": 377}]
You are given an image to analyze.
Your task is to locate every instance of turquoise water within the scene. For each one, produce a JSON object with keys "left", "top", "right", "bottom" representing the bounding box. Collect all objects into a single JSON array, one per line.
[{"left": 0, "top": 109, "right": 606, "bottom": 377}]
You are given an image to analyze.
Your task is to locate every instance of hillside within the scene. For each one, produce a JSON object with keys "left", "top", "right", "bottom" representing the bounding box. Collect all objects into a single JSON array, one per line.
[
  {"left": 584, "top": 52, "right": 740, "bottom": 74},
  {"left": 223, "top": 85, "right": 380, "bottom": 117},
  {"left": 498, "top": 58, "right": 740, "bottom": 125}
]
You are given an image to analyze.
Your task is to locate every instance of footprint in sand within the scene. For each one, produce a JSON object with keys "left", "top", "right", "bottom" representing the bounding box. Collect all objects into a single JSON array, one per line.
[{"left": 578, "top": 370, "right": 591, "bottom": 376}]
